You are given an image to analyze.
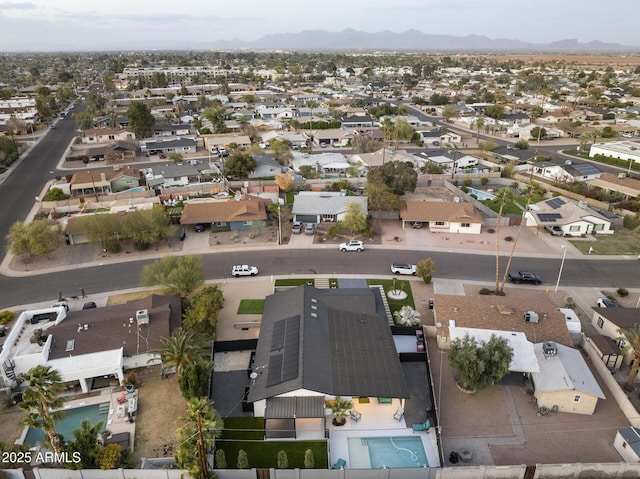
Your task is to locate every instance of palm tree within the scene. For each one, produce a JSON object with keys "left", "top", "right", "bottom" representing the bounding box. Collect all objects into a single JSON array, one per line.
[
  {"left": 67, "top": 419, "right": 106, "bottom": 468},
  {"left": 148, "top": 328, "right": 209, "bottom": 376},
  {"left": 475, "top": 117, "right": 485, "bottom": 144},
  {"left": 577, "top": 133, "right": 592, "bottom": 152},
  {"left": 499, "top": 181, "right": 545, "bottom": 294},
  {"left": 492, "top": 188, "right": 515, "bottom": 294},
  {"left": 617, "top": 324, "right": 640, "bottom": 392},
  {"left": 307, "top": 100, "right": 318, "bottom": 132},
  {"left": 19, "top": 365, "right": 66, "bottom": 455}
]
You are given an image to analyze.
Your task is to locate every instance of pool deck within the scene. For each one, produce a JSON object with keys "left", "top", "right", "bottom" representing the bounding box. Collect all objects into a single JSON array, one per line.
[{"left": 17, "top": 387, "right": 137, "bottom": 451}]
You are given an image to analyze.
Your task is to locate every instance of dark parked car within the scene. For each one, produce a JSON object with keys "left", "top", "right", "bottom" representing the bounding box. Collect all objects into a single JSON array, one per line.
[
  {"left": 195, "top": 224, "right": 205, "bottom": 233},
  {"left": 82, "top": 302, "right": 97, "bottom": 309},
  {"left": 179, "top": 228, "right": 186, "bottom": 241},
  {"left": 508, "top": 271, "right": 542, "bottom": 285}
]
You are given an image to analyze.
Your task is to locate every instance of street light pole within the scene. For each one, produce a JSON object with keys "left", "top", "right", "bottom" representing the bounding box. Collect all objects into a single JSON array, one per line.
[
  {"left": 277, "top": 204, "right": 282, "bottom": 246},
  {"left": 554, "top": 245, "right": 567, "bottom": 292}
]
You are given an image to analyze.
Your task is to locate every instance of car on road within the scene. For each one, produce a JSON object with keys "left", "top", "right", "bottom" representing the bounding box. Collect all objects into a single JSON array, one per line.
[
  {"left": 50, "top": 124, "right": 56, "bottom": 129},
  {"left": 231, "top": 265, "right": 258, "bottom": 277},
  {"left": 339, "top": 240, "right": 364, "bottom": 252},
  {"left": 596, "top": 297, "right": 620, "bottom": 308},
  {"left": 391, "top": 262, "right": 417, "bottom": 275},
  {"left": 292, "top": 221, "right": 302, "bottom": 234},
  {"left": 82, "top": 301, "right": 97, "bottom": 309},
  {"left": 305, "top": 223, "right": 315, "bottom": 235},
  {"left": 508, "top": 271, "right": 542, "bottom": 285}
]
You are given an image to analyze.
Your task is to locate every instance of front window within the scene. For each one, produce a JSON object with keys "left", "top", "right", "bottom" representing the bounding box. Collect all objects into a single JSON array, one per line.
[
  {"left": 573, "top": 395, "right": 581, "bottom": 402},
  {"left": 461, "top": 223, "right": 470, "bottom": 228},
  {"left": 597, "top": 318, "right": 604, "bottom": 328},
  {"left": 593, "top": 223, "right": 605, "bottom": 231},
  {"left": 243, "top": 220, "right": 253, "bottom": 226},
  {"left": 435, "top": 221, "right": 445, "bottom": 226},
  {"left": 569, "top": 225, "right": 581, "bottom": 232}
]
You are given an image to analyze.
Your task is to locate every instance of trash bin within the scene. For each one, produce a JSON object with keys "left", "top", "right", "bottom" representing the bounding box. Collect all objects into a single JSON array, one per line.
[{"left": 428, "top": 298, "right": 434, "bottom": 310}]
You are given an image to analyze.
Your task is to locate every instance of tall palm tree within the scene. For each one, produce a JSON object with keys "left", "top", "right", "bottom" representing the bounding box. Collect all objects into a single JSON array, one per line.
[
  {"left": 499, "top": 181, "right": 546, "bottom": 294},
  {"left": 307, "top": 100, "right": 318, "bottom": 132},
  {"left": 148, "top": 328, "right": 209, "bottom": 376},
  {"left": 19, "top": 365, "right": 66, "bottom": 455},
  {"left": 493, "top": 188, "right": 515, "bottom": 294},
  {"left": 475, "top": 117, "right": 485, "bottom": 144},
  {"left": 617, "top": 324, "right": 640, "bottom": 392}
]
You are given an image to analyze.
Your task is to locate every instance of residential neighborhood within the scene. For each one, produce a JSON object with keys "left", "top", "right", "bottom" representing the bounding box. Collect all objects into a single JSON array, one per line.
[{"left": 1, "top": 44, "right": 640, "bottom": 479}]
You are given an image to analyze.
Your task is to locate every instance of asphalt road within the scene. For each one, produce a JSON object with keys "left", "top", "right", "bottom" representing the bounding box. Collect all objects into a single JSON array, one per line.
[{"left": 0, "top": 249, "right": 638, "bottom": 307}]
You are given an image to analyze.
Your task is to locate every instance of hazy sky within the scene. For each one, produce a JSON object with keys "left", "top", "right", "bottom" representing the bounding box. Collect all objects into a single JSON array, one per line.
[{"left": 0, "top": 0, "right": 638, "bottom": 51}]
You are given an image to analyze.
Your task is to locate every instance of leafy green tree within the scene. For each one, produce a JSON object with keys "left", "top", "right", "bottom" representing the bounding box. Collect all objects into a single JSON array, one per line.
[
  {"left": 202, "top": 104, "right": 228, "bottom": 134},
  {"left": 148, "top": 328, "right": 209, "bottom": 376},
  {"left": 77, "top": 213, "right": 122, "bottom": 253},
  {"left": 341, "top": 202, "right": 367, "bottom": 234},
  {"left": 168, "top": 153, "right": 183, "bottom": 163},
  {"left": 366, "top": 182, "right": 401, "bottom": 211},
  {"left": 72, "top": 112, "right": 95, "bottom": 130},
  {"left": 530, "top": 105, "right": 544, "bottom": 119},
  {"left": 122, "top": 207, "right": 175, "bottom": 251},
  {"left": 416, "top": 258, "right": 436, "bottom": 284},
  {"left": 19, "top": 365, "right": 66, "bottom": 456},
  {"left": 298, "top": 164, "right": 317, "bottom": 179},
  {"left": 367, "top": 161, "right": 417, "bottom": 196},
  {"left": 441, "top": 105, "right": 459, "bottom": 122},
  {"left": 0, "top": 135, "right": 19, "bottom": 166},
  {"left": 513, "top": 140, "right": 529, "bottom": 150},
  {"left": 140, "top": 255, "right": 204, "bottom": 297},
  {"left": 85, "top": 92, "right": 106, "bottom": 116},
  {"left": 179, "top": 361, "right": 213, "bottom": 400},
  {"left": 224, "top": 152, "right": 257, "bottom": 178},
  {"left": 484, "top": 105, "right": 504, "bottom": 120},
  {"left": 42, "top": 188, "right": 70, "bottom": 201},
  {"left": 449, "top": 333, "right": 513, "bottom": 391},
  {"left": 95, "top": 443, "right": 121, "bottom": 470},
  {"left": 127, "top": 101, "right": 155, "bottom": 139},
  {"left": 6, "top": 219, "right": 59, "bottom": 260},
  {"left": 492, "top": 188, "right": 515, "bottom": 293},
  {"left": 530, "top": 126, "right": 546, "bottom": 141},
  {"left": 182, "top": 285, "right": 225, "bottom": 339},
  {"left": 617, "top": 324, "right": 640, "bottom": 392},
  {"left": 270, "top": 139, "right": 293, "bottom": 166}
]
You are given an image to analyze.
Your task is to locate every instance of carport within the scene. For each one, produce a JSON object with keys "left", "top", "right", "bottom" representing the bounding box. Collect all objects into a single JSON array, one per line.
[{"left": 264, "top": 396, "right": 326, "bottom": 440}]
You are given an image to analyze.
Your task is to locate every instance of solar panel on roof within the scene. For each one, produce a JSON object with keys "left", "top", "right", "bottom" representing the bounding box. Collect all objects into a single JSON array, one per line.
[
  {"left": 271, "top": 319, "right": 286, "bottom": 351},
  {"left": 267, "top": 354, "right": 283, "bottom": 386},
  {"left": 266, "top": 316, "right": 300, "bottom": 386},
  {"left": 538, "top": 213, "right": 562, "bottom": 222},
  {"left": 572, "top": 163, "right": 601, "bottom": 175},
  {"left": 547, "top": 198, "right": 565, "bottom": 209}
]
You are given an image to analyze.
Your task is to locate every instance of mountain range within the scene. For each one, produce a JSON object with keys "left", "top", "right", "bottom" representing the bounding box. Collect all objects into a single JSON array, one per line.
[{"left": 201, "top": 29, "right": 635, "bottom": 52}]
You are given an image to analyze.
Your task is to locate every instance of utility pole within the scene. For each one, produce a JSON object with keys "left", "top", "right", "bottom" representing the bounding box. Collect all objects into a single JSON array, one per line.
[{"left": 197, "top": 410, "right": 209, "bottom": 479}]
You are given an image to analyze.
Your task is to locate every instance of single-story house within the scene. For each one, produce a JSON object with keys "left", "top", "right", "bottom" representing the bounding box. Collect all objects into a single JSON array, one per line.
[
  {"left": 340, "top": 115, "right": 377, "bottom": 129},
  {"left": 589, "top": 141, "right": 640, "bottom": 164},
  {"left": 350, "top": 149, "right": 422, "bottom": 169},
  {"left": 143, "top": 137, "right": 197, "bottom": 155},
  {"left": 259, "top": 131, "right": 309, "bottom": 149},
  {"left": 312, "top": 128, "right": 358, "bottom": 148},
  {"left": 81, "top": 128, "right": 135, "bottom": 144},
  {"left": 531, "top": 161, "right": 602, "bottom": 183},
  {"left": 247, "top": 285, "right": 410, "bottom": 438},
  {"left": 531, "top": 342, "right": 605, "bottom": 415},
  {"left": 249, "top": 155, "right": 287, "bottom": 179},
  {"left": 151, "top": 123, "right": 192, "bottom": 137},
  {"left": 292, "top": 192, "right": 368, "bottom": 224},
  {"left": 614, "top": 427, "right": 640, "bottom": 462},
  {"left": 587, "top": 173, "right": 640, "bottom": 200},
  {"left": 400, "top": 200, "right": 483, "bottom": 234},
  {"left": 180, "top": 194, "right": 270, "bottom": 232},
  {"left": 290, "top": 152, "right": 351, "bottom": 176},
  {"left": 202, "top": 134, "right": 252, "bottom": 151},
  {"left": 70, "top": 166, "right": 141, "bottom": 196},
  {"left": 591, "top": 307, "right": 640, "bottom": 367},
  {"left": 144, "top": 163, "right": 209, "bottom": 188},
  {"left": 0, "top": 295, "right": 181, "bottom": 393},
  {"left": 525, "top": 197, "right": 613, "bottom": 236},
  {"left": 66, "top": 141, "right": 139, "bottom": 163}
]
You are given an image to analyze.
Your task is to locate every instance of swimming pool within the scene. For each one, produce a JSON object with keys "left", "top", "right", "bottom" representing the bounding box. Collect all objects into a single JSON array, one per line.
[
  {"left": 466, "top": 187, "right": 495, "bottom": 201},
  {"left": 22, "top": 402, "right": 110, "bottom": 447},
  {"left": 347, "top": 436, "right": 428, "bottom": 468}
]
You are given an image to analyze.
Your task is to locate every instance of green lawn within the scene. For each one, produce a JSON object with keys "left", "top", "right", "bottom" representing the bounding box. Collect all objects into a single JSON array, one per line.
[
  {"left": 569, "top": 229, "right": 640, "bottom": 255},
  {"left": 481, "top": 199, "right": 524, "bottom": 215},
  {"left": 366, "top": 278, "right": 415, "bottom": 315},
  {"left": 237, "top": 299, "right": 265, "bottom": 314},
  {"left": 217, "top": 417, "right": 328, "bottom": 468}
]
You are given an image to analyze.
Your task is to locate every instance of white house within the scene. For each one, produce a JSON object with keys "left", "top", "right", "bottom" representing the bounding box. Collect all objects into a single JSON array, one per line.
[
  {"left": 589, "top": 140, "right": 640, "bottom": 166},
  {"left": 81, "top": 128, "right": 136, "bottom": 144},
  {"left": 614, "top": 427, "right": 640, "bottom": 463},
  {"left": 531, "top": 161, "right": 602, "bottom": 183},
  {"left": 525, "top": 197, "right": 613, "bottom": 236},
  {"left": 290, "top": 152, "right": 351, "bottom": 176}
]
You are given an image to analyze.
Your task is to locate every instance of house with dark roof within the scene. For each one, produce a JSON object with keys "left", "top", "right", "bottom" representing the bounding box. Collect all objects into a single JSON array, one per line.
[
  {"left": 0, "top": 295, "right": 181, "bottom": 393},
  {"left": 180, "top": 194, "right": 270, "bottom": 232},
  {"left": 531, "top": 161, "right": 602, "bottom": 183},
  {"left": 400, "top": 199, "right": 483, "bottom": 234},
  {"left": 247, "top": 285, "right": 410, "bottom": 439}
]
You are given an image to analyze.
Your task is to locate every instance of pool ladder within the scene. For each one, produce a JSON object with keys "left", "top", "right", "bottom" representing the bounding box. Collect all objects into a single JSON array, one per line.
[{"left": 98, "top": 402, "right": 111, "bottom": 413}]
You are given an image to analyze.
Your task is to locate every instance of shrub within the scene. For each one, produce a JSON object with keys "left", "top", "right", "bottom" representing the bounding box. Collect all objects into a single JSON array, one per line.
[
  {"left": 479, "top": 288, "right": 492, "bottom": 295},
  {"left": 617, "top": 288, "right": 629, "bottom": 298},
  {"left": 0, "top": 310, "right": 15, "bottom": 325},
  {"left": 460, "top": 186, "right": 469, "bottom": 193},
  {"left": 463, "top": 179, "right": 473, "bottom": 187},
  {"left": 237, "top": 450, "right": 249, "bottom": 469},
  {"left": 216, "top": 449, "right": 227, "bottom": 469},
  {"left": 304, "top": 449, "right": 315, "bottom": 469},
  {"left": 480, "top": 177, "right": 489, "bottom": 185},
  {"left": 277, "top": 450, "right": 289, "bottom": 469},
  {"left": 486, "top": 228, "right": 495, "bottom": 234},
  {"left": 504, "top": 236, "right": 513, "bottom": 242}
]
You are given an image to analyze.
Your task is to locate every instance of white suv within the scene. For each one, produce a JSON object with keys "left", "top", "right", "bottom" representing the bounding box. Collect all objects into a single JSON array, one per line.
[
  {"left": 391, "top": 262, "right": 416, "bottom": 275},
  {"left": 339, "top": 240, "right": 364, "bottom": 252},
  {"left": 231, "top": 265, "right": 259, "bottom": 277}
]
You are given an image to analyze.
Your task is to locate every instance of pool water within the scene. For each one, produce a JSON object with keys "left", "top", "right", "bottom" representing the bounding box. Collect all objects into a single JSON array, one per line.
[
  {"left": 23, "top": 402, "right": 110, "bottom": 447},
  {"left": 348, "top": 436, "right": 428, "bottom": 468},
  {"left": 466, "top": 187, "right": 495, "bottom": 201}
]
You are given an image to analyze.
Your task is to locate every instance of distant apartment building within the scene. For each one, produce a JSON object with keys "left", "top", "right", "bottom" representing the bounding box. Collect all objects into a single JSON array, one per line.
[
  {"left": 0, "top": 97, "right": 38, "bottom": 125},
  {"left": 121, "top": 65, "right": 240, "bottom": 86}
]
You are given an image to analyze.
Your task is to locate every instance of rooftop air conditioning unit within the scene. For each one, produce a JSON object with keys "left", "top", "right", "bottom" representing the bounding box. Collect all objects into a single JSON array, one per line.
[
  {"left": 524, "top": 311, "right": 539, "bottom": 323},
  {"left": 136, "top": 309, "right": 149, "bottom": 325},
  {"left": 542, "top": 341, "right": 558, "bottom": 357}
]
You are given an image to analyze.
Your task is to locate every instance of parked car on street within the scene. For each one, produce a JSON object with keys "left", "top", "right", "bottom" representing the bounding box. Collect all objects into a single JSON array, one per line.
[
  {"left": 292, "top": 221, "right": 302, "bottom": 234},
  {"left": 305, "top": 223, "right": 315, "bottom": 235},
  {"left": 339, "top": 240, "right": 364, "bottom": 252},
  {"left": 82, "top": 301, "right": 97, "bottom": 310},
  {"left": 391, "top": 262, "right": 417, "bottom": 275},
  {"left": 508, "top": 271, "right": 542, "bottom": 285},
  {"left": 596, "top": 297, "right": 620, "bottom": 308},
  {"left": 231, "top": 265, "right": 259, "bottom": 277}
]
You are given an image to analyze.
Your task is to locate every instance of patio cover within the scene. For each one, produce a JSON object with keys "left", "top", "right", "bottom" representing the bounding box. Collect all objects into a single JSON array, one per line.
[{"left": 265, "top": 396, "right": 326, "bottom": 419}]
